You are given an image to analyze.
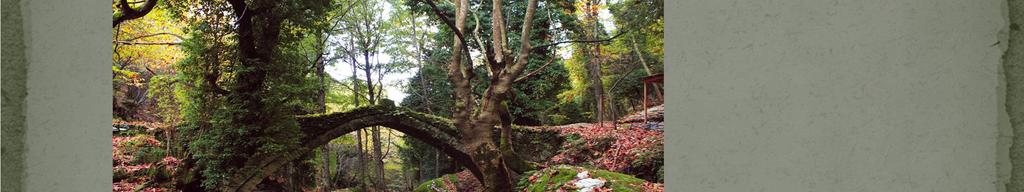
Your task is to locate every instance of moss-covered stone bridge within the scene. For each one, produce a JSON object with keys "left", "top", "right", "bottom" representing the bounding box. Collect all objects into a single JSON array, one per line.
[{"left": 221, "top": 103, "right": 562, "bottom": 192}]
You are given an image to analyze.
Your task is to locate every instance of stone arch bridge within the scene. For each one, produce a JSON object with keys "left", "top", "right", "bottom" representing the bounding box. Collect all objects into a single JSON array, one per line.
[{"left": 221, "top": 104, "right": 481, "bottom": 192}]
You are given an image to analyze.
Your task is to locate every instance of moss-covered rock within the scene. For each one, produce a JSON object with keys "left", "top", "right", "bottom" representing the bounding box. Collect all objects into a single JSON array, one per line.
[{"left": 516, "top": 165, "right": 663, "bottom": 192}]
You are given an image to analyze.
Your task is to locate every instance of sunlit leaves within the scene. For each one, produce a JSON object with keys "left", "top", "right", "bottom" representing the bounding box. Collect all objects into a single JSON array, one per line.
[{"left": 114, "top": 8, "right": 186, "bottom": 71}]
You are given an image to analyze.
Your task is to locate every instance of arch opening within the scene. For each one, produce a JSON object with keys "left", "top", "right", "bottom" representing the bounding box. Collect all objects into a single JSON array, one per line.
[{"left": 222, "top": 105, "right": 482, "bottom": 192}]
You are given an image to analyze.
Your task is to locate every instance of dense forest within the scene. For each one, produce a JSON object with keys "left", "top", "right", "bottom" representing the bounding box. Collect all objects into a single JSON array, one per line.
[{"left": 111, "top": 0, "right": 664, "bottom": 191}]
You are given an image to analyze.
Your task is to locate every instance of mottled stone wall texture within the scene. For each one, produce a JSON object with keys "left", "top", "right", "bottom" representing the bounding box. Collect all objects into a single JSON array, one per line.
[{"left": 667, "top": 0, "right": 1012, "bottom": 191}]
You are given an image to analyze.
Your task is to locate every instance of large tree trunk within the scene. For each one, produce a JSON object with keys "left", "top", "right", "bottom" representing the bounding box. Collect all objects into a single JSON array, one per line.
[
  {"left": 464, "top": 120, "right": 512, "bottom": 192},
  {"left": 219, "top": 0, "right": 288, "bottom": 191},
  {"left": 443, "top": 0, "right": 511, "bottom": 190}
]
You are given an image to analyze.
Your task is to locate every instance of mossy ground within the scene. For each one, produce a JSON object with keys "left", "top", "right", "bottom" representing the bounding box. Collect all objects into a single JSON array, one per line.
[
  {"left": 517, "top": 165, "right": 652, "bottom": 192},
  {"left": 413, "top": 165, "right": 662, "bottom": 192}
]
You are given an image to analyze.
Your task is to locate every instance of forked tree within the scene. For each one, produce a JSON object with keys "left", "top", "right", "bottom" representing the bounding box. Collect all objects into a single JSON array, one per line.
[
  {"left": 417, "top": 0, "right": 542, "bottom": 190},
  {"left": 418, "top": 0, "right": 625, "bottom": 189}
]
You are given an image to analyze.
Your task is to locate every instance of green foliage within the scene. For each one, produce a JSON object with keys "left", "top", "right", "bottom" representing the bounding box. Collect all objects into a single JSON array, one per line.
[
  {"left": 146, "top": 75, "right": 181, "bottom": 124},
  {"left": 326, "top": 78, "right": 372, "bottom": 113},
  {"left": 164, "top": 0, "right": 337, "bottom": 189},
  {"left": 555, "top": 0, "right": 665, "bottom": 122},
  {"left": 401, "top": 63, "right": 454, "bottom": 117},
  {"left": 134, "top": 146, "right": 167, "bottom": 164}
]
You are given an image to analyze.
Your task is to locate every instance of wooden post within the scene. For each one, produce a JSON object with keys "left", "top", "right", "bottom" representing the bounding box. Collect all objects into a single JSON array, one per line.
[{"left": 643, "top": 82, "right": 648, "bottom": 125}]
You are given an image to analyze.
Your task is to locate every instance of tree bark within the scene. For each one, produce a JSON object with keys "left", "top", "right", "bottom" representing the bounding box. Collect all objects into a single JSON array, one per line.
[{"left": 219, "top": 0, "right": 288, "bottom": 191}]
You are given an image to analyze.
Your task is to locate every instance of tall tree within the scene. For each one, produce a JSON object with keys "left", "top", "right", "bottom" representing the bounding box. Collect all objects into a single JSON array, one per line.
[
  {"left": 581, "top": 0, "right": 609, "bottom": 124},
  {"left": 350, "top": 0, "right": 387, "bottom": 188}
]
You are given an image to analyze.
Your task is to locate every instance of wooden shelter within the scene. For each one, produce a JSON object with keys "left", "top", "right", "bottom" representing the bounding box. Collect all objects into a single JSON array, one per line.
[{"left": 641, "top": 74, "right": 664, "bottom": 124}]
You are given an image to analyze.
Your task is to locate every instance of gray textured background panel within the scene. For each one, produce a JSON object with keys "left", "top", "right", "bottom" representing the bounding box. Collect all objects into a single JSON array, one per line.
[
  {"left": 2, "top": 0, "right": 28, "bottom": 191},
  {"left": 21, "top": 0, "right": 112, "bottom": 191},
  {"left": 665, "top": 0, "right": 1006, "bottom": 191}
]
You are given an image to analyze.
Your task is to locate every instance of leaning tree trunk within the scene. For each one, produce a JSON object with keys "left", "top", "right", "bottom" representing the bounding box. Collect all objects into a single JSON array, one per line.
[{"left": 630, "top": 35, "right": 663, "bottom": 102}]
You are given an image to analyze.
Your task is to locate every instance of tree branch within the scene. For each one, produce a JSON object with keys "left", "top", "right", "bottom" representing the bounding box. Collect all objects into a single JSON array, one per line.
[
  {"left": 204, "top": 73, "right": 231, "bottom": 95},
  {"left": 490, "top": 0, "right": 509, "bottom": 64},
  {"left": 503, "top": 0, "right": 540, "bottom": 78},
  {"left": 416, "top": 0, "right": 475, "bottom": 79},
  {"left": 122, "top": 32, "right": 185, "bottom": 42},
  {"left": 113, "top": 41, "right": 181, "bottom": 45},
  {"left": 531, "top": 31, "right": 627, "bottom": 51},
  {"left": 113, "top": 32, "right": 185, "bottom": 45},
  {"left": 473, "top": 8, "right": 498, "bottom": 76},
  {"left": 113, "top": 0, "right": 159, "bottom": 27},
  {"left": 513, "top": 55, "right": 556, "bottom": 83}
]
